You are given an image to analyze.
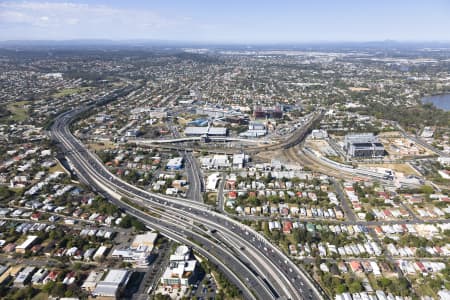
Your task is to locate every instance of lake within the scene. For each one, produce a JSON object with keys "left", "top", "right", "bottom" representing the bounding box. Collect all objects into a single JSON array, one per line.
[{"left": 421, "top": 93, "right": 450, "bottom": 111}]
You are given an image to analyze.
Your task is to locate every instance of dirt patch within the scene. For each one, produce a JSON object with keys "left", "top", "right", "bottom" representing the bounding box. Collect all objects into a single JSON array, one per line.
[
  {"left": 349, "top": 87, "right": 371, "bottom": 92},
  {"left": 359, "top": 163, "right": 420, "bottom": 176},
  {"left": 87, "top": 141, "right": 117, "bottom": 151},
  {"left": 49, "top": 161, "right": 66, "bottom": 173}
]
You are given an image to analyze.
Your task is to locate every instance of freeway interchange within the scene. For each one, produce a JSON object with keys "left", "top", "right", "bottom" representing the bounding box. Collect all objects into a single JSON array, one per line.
[{"left": 51, "top": 102, "right": 326, "bottom": 299}]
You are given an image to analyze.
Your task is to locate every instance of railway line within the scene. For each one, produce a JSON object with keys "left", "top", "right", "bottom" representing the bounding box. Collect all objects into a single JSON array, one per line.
[{"left": 283, "top": 146, "right": 359, "bottom": 181}]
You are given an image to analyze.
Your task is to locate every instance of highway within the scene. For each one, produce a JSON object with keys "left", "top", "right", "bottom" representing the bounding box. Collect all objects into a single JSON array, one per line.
[
  {"left": 185, "top": 151, "right": 204, "bottom": 202},
  {"left": 128, "top": 136, "right": 262, "bottom": 144},
  {"left": 51, "top": 103, "right": 327, "bottom": 300}
]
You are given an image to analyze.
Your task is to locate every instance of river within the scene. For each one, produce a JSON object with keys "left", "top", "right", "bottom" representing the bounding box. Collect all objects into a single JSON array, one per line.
[{"left": 421, "top": 93, "right": 450, "bottom": 111}]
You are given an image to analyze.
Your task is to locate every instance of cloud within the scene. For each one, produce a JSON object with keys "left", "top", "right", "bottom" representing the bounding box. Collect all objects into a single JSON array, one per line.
[{"left": 0, "top": 1, "right": 189, "bottom": 40}]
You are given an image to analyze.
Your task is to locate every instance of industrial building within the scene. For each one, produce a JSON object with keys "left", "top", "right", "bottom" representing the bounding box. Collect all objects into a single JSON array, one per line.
[
  {"left": 310, "top": 129, "right": 328, "bottom": 139},
  {"left": 232, "top": 153, "right": 249, "bottom": 169},
  {"left": 200, "top": 155, "right": 230, "bottom": 169},
  {"left": 196, "top": 106, "right": 236, "bottom": 118},
  {"left": 344, "top": 133, "right": 385, "bottom": 158},
  {"left": 93, "top": 269, "right": 131, "bottom": 299},
  {"left": 240, "top": 121, "right": 267, "bottom": 137},
  {"left": 81, "top": 271, "right": 104, "bottom": 292},
  {"left": 184, "top": 126, "right": 227, "bottom": 136}
]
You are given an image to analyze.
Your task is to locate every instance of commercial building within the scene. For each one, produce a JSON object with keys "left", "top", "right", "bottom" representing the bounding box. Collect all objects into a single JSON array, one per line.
[
  {"left": 253, "top": 104, "right": 283, "bottom": 119},
  {"left": 232, "top": 153, "right": 249, "bottom": 169},
  {"left": 206, "top": 173, "right": 221, "bottom": 191},
  {"left": 131, "top": 232, "right": 158, "bottom": 249},
  {"left": 93, "top": 269, "right": 131, "bottom": 299},
  {"left": 344, "top": 133, "right": 385, "bottom": 158},
  {"left": 200, "top": 155, "right": 230, "bottom": 169},
  {"left": 111, "top": 248, "right": 151, "bottom": 267},
  {"left": 166, "top": 157, "right": 184, "bottom": 170},
  {"left": 161, "top": 245, "right": 198, "bottom": 289},
  {"left": 311, "top": 129, "right": 328, "bottom": 139},
  {"left": 169, "top": 245, "right": 191, "bottom": 261},
  {"left": 81, "top": 271, "right": 104, "bottom": 292},
  {"left": 111, "top": 232, "right": 158, "bottom": 267}
]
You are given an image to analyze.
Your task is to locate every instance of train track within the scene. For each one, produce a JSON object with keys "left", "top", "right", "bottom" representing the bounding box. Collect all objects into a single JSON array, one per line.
[
  {"left": 125, "top": 112, "right": 324, "bottom": 156},
  {"left": 282, "top": 146, "right": 360, "bottom": 181}
]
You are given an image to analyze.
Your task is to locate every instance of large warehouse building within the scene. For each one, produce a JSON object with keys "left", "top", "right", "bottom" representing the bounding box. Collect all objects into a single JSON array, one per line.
[
  {"left": 184, "top": 126, "right": 227, "bottom": 136},
  {"left": 344, "top": 133, "right": 385, "bottom": 158},
  {"left": 93, "top": 269, "right": 131, "bottom": 299}
]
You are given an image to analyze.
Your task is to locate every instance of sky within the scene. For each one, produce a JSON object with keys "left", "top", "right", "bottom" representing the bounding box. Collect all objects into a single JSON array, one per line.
[{"left": 0, "top": 0, "right": 450, "bottom": 43}]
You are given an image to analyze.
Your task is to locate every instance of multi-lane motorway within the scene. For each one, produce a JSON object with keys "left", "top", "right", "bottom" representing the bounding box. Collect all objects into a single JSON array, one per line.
[
  {"left": 184, "top": 151, "right": 204, "bottom": 202},
  {"left": 51, "top": 103, "right": 326, "bottom": 300}
]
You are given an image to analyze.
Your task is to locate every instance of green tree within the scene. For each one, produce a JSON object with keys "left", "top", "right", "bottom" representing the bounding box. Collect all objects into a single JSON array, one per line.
[
  {"left": 378, "top": 277, "right": 392, "bottom": 289},
  {"left": 365, "top": 212, "right": 375, "bottom": 221},
  {"left": 348, "top": 280, "right": 363, "bottom": 293},
  {"left": 420, "top": 185, "right": 434, "bottom": 195},
  {"left": 0, "top": 186, "right": 12, "bottom": 200},
  {"left": 335, "top": 284, "right": 348, "bottom": 294},
  {"left": 119, "top": 215, "right": 133, "bottom": 228}
]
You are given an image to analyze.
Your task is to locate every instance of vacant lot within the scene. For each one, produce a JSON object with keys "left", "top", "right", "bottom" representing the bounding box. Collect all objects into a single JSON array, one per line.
[
  {"left": 53, "top": 87, "right": 91, "bottom": 98},
  {"left": 360, "top": 163, "right": 420, "bottom": 176},
  {"left": 5, "top": 101, "right": 29, "bottom": 122}
]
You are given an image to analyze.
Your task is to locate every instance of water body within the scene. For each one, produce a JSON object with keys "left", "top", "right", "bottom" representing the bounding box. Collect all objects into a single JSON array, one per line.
[{"left": 421, "top": 93, "right": 450, "bottom": 111}]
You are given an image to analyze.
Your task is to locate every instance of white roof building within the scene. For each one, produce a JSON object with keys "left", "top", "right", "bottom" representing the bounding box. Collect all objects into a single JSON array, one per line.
[
  {"left": 93, "top": 269, "right": 130, "bottom": 299},
  {"left": 132, "top": 232, "right": 158, "bottom": 249},
  {"left": 166, "top": 157, "right": 184, "bottom": 170},
  {"left": 184, "top": 126, "right": 227, "bottom": 136},
  {"left": 81, "top": 271, "right": 104, "bottom": 292},
  {"left": 93, "top": 245, "right": 109, "bottom": 260},
  {"left": 14, "top": 266, "right": 35, "bottom": 287},
  {"left": 170, "top": 245, "right": 191, "bottom": 261},
  {"left": 16, "top": 235, "right": 38, "bottom": 253},
  {"left": 232, "top": 153, "right": 248, "bottom": 169},
  {"left": 161, "top": 261, "right": 197, "bottom": 288},
  {"left": 206, "top": 173, "right": 221, "bottom": 191}
]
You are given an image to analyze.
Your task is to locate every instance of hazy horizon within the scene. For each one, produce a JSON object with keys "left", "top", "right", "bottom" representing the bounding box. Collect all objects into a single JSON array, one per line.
[{"left": 1, "top": 0, "right": 450, "bottom": 43}]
